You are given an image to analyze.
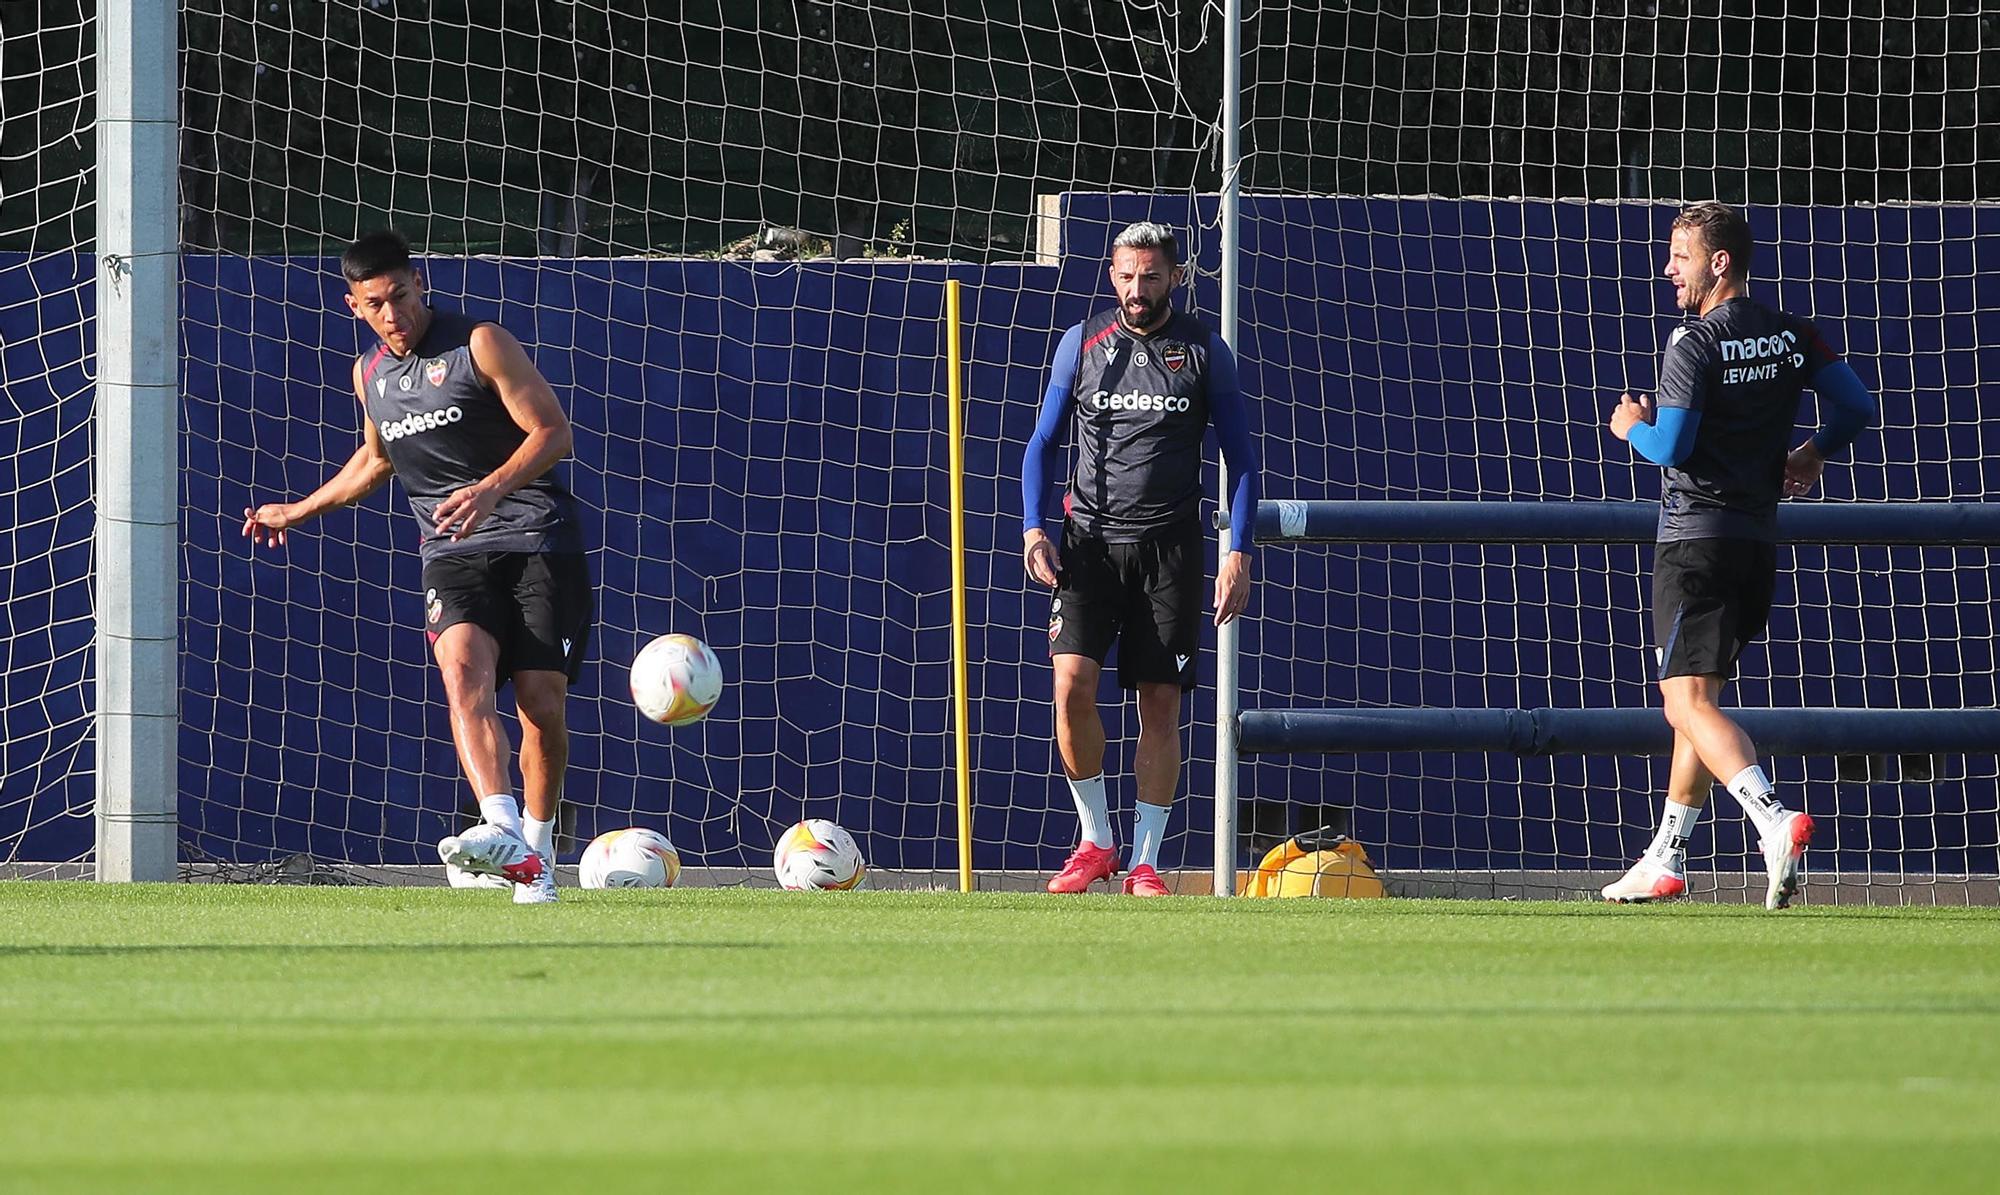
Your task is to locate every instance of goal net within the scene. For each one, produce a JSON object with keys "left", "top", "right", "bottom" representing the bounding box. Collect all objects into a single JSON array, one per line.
[
  {"left": 0, "top": 0, "right": 94, "bottom": 877},
  {"left": 171, "top": 0, "right": 1232, "bottom": 884},
  {"left": 4, "top": 2, "right": 1996, "bottom": 899},
  {"left": 1230, "top": 5, "right": 2000, "bottom": 900}
]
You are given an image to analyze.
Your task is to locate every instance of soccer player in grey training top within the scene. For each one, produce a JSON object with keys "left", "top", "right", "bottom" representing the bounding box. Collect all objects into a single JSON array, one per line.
[
  {"left": 1604, "top": 202, "right": 1876, "bottom": 909},
  {"left": 243, "top": 230, "right": 592, "bottom": 903},
  {"left": 1020, "top": 222, "right": 1260, "bottom": 895}
]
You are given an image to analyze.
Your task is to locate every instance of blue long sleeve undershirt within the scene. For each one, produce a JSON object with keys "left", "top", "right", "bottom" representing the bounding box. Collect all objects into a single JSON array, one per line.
[
  {"left": 1625, "top": 404, "right": 1699, "bottom": 467},
  {"left": 1808, "top": 361, "right": 1876, "bottom": 459},
  {"left": 1019, "top": 326, "right": 1260, "bottom": 554},
  {"left": 1206, "top": 332, "right": 1260, "bottom": 555},
  {"left": 1019, "top": 324, "right": 1080, "bottom": 536},
  {"left": 1628, "top": 361, "right": 1878, "bottom": 469}
]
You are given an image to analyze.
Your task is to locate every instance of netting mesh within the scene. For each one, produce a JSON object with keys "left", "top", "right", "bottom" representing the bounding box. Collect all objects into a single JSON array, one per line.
[
  {"left": 0, "top": 0, "right": 94, "bottom": 875},
  {"left": 4, "top": 2, "right": 1998, "bottom": 895}
]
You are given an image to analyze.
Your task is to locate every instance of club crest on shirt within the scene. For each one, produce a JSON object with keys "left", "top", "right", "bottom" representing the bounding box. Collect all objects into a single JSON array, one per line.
[
  {"left": 1162, "top": 343, "right": 1188, "bottom": 372},
  {"left": 426, "top": 358, "right": 448, "bottom": 387}
]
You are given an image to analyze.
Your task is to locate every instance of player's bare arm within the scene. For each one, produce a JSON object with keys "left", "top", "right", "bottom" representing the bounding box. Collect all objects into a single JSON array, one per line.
[
  {"left": 433, "top": 323, "right": 573, "bottom": 540},
  {"left": 242, "top": 358, "right": 395, "bottom": 549},
  {"left": 1607, "top": 392, "right": 1652, "bottom": 440}
]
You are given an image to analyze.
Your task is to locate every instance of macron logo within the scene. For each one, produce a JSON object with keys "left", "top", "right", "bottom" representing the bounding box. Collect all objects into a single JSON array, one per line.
[
  {"left": 379, "top": 404, "right": 465, "bottom": 443},
  {"left": 1175, "top": 654, "right": 1191, "bottom": 671},
  {"left": 1718, "top": 330, "right": 1797, "bottom": 362}
]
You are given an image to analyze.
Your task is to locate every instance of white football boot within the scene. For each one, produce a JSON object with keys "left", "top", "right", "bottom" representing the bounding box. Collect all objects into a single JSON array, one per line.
[
  {"left": 513, "top": 853, "right": 558, "bottom": 904},
  {"left": 1761, "top": 810, "right": 1815, "bottom": 910},
  {"left": 437, "top": 823, "right": 545, "bottom": 886},
  {"left": 1601, "top": 855, "right": 1688, "bottom": 904},
  {"left": 445, "top": 861, "right": 512, "bottom": 890}
]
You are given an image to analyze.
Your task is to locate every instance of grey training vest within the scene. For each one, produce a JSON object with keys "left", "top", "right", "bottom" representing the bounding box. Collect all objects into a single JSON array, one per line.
[
  {"left": 1064, "top": 307, "right": 1214, "bottom": 542},
  {"left": 357, "top": 309, "right": 581, "bottom": 559}
]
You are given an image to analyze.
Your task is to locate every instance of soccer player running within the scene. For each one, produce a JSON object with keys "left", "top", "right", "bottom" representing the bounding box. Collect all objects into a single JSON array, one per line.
[
  {"left": 1021, "top": 221, "right": 1260, "bottom": 896},
  {"left": 1604, "top": 202, "right": 1876, "bottom": 909},
  {"left": 243, "top": 230, "right": 591, "bottom": 904}
]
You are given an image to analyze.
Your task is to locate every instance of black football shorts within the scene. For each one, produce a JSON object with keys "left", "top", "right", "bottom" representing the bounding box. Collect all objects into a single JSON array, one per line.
[
  {"left": 1047, "top": 518, "right": 1203, "bottom": 691},
  {"left": 421, "top": 551, "right": 593, "bottom": 684},
  {"left": 1651, "top": 537, "right": 1777, "bottom": 682}
]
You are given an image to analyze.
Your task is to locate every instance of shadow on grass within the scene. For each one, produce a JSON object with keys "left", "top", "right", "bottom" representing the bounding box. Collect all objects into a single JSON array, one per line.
[
  {"left": 0, "top": 940, "right": 771, "bottom": 958},
  {"left": 9, "top": 1000, "right": 2000, "bottom": 1029},
  {"left": 1351, "top": 901, "right": 2000, "bottom": 923}
]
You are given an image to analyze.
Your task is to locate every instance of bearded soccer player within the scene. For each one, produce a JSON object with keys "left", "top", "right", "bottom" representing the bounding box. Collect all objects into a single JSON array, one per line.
[
  {"left": 1603, "top": 202, "right": 1876, "bottom": 909},
  {"left": 1020, "top": 221, "right": 1260, "bottom": 896},
  {"left": 243, "top": 230, "right": 591, "bottom": 904}
]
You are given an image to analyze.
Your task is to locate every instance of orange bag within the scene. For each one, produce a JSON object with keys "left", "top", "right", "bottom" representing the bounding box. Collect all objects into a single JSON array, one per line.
[{"left": 1241, "top": 833, "right": 1386, "bottom": 899}]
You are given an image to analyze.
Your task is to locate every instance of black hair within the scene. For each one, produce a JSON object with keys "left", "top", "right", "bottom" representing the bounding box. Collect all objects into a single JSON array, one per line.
[{"left": 341, "top": 230, "right": 414, "bottom": 283}]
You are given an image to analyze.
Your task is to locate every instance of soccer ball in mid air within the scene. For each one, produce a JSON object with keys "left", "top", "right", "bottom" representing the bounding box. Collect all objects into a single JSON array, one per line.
[
  {"left": 773, "top": 818, "right": 867, "bottom": 890},
  {"left": 578, "top": 827, "right": 682, "bottom": 889},
  {"left": 630, "top": 633, "right": 724, "bottom": 726}
]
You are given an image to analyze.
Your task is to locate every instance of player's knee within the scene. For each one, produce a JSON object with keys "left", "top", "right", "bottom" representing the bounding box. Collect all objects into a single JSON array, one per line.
[
  {"left": 1659, "top": 681, "right": 1714, "bottom": 732},
  {"left": 515, "top": 684, "right": 568, "bottom": 733},
  {"left": 437, "top": 662, "right": 494, "bottom": 714},
  {"left": 1136, "top": 685, "right": 1181, "bottom": 732},
  {"left": 1052, "top": 667, "right": 1097, "bottom": 711}
]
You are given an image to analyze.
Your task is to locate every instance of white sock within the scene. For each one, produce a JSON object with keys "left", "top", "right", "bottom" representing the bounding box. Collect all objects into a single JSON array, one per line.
[
  {"left": 1726, "top": 766, "right": 1786, "bottom": 836},
  {"left": 479, "top": 794, "right": 522, "bottom": 837},
  {"left": 523, "top": 814, "right": 555, "bottom": 858},
  {"left": 1067, "top": 773, "right": 1113, "bottom": 849},
  {"left": 1644, "top": 799, "right": 1702, "bottom": 869},
  {"left": 1130, "top": 801, "right": 1170, "bottom": 871}
]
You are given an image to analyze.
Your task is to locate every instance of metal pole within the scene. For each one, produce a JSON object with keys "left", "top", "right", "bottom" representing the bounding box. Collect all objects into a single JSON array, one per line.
[
  {"left": 1211, "top": 0, "right": 1243, "bottom": 899},
  {"left": 95, "top": 0, "right": 180, "bottom": 881}
]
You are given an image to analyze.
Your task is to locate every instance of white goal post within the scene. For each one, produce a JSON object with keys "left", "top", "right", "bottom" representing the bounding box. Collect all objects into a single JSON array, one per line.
[{"left": 92, "top": 0, "right": 180, "bottom": 881}]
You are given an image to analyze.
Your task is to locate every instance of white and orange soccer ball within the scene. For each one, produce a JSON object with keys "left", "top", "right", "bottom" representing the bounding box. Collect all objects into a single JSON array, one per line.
[
  {"left": 630, "top": 633, "right": 724, "bottom": 726},
  {"left": 578, "top": 827, "right": 681, "bottom": 889},
  {"left": 773, "top": 819, "right": 867, "bottom": 890}
]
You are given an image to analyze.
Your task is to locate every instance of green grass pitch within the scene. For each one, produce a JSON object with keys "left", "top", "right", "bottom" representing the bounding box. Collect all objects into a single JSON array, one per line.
[{"left": 2, "top": 884, "right": 1997, "bottom": 1193}]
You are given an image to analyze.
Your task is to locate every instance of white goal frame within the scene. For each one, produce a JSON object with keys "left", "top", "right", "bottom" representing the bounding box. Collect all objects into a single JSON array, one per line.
[{"left": 94, "top": 0, "right": 179, "bottom": 881}]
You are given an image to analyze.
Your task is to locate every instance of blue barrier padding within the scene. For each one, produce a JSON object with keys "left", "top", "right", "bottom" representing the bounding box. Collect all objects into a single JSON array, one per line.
[
  {"left": 1253, "top": 500, "right": 2000, "bottom": 546},
  {"left": 1238, "top": 706, "right": 2000, "bottom": 757},
  {"left": 8, "top": 192, "right": 2000, "bottom": 875}
]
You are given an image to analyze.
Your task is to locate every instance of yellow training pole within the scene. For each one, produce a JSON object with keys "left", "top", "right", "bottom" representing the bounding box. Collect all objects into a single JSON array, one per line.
[{"left": 946, "top": 279, "right": 975, "bottom": 893}]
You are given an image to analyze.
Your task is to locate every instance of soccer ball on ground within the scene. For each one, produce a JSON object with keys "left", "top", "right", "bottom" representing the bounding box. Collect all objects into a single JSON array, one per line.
[
  {"left": 773, "top": 818, "right": 867, "bottom": 890},
  {"left": 579, "top": 827, "right": 681, "bottom": 889},
  {"left": 630, "top": 633, "right": 724, "bottom": 726}
]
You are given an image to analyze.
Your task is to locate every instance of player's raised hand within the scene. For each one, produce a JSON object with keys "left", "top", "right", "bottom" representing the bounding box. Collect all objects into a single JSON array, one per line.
[
  {"left": 433, "top": 483, "right": 500, "bottom": 540},
  {"left": 1784, "top": 439, "right": 1827, "bottom": 497},
  {"left": 1023, "top": 528, "right": 1060, "bottom": 588},
  {"left": 242, "top": 502, "right": 299, "bottom": 549},
  {"left": 1214, "top": 550, "right": 1253, "bottom": 626},
  {"left": 1608, "top": 392, "right": 1652, "bottom": 441}
]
